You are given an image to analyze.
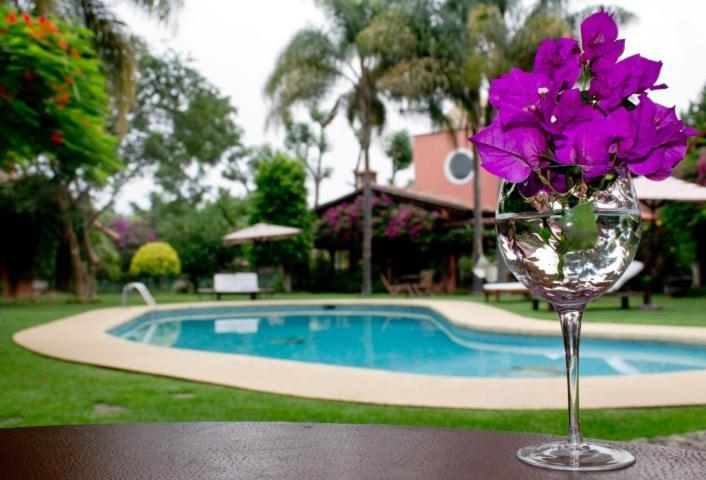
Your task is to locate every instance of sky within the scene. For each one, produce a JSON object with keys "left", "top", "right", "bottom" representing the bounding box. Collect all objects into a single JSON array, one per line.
[{"left": 112, "top": 0, "right": 706, "bottom": 212}]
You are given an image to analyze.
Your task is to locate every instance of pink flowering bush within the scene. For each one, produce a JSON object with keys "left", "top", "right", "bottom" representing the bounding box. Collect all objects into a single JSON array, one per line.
[{"left": 317, "top": 194, "right": 439, "bottom": 243}]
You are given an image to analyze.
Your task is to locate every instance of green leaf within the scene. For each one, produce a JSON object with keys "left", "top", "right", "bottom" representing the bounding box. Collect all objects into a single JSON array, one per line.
[{"left": 558, "top": 201, "right": 599, "bottom": 252}]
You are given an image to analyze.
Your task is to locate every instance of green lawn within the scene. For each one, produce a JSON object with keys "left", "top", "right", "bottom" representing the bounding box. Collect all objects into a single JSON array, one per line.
[
  {"left": 475, "top": 293, "right": 706, "bottom": 327},
  {"left": 2, "top": 292, "right": 706, "bottom": 440}
]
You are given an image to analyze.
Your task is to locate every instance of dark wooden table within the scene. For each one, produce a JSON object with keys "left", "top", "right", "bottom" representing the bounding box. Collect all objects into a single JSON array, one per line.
[{"left": 1, "top": 423, "right": 705, "bottom": 479}]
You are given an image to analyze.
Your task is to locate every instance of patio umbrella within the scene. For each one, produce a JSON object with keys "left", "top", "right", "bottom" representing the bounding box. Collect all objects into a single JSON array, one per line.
[
  {"left": 222, "top": 222, "right": 302, "bottom": 246},
  {"left": 634, "top": 176, "right": 706, "bottom": 206}
]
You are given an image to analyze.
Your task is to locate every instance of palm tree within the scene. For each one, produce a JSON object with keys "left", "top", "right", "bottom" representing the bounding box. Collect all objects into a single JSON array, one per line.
[
  {"left": 4, "top": 0, "right": 182, "bottom": 134},
  {"left": 265, "top": 0, "right": 397, "bottom": 296}
]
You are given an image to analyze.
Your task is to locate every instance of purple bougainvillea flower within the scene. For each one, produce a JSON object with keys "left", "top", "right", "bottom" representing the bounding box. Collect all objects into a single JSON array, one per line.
[
  {"left": 543, "top": 88, "right": 594, "bottom": 135},
  {"left": 476, "top": 9, "right": 695, "bottom": 185},
  {"left": 534, "top": 38, "right": 581, "bottom": 90},
  {"left": 627, "top": 100, "right": 698, "bottom": 179},
  {"left": 580, "top": 11, "right": 625, "bottom": 72},
  {"left": 589, "top": 54, "right": 663, "bottom": 111},
  {"left": 488, "top": 68, "right": 553, "bottom": 128},
  {"left": 558, "top": 110, "right": 631, "bottom": 178},
  {"left": 469, "top": 122, "right": 546, "bottom": 183},
  {"left": 614, "top": 94, "right": 657, "bottom": 160}
]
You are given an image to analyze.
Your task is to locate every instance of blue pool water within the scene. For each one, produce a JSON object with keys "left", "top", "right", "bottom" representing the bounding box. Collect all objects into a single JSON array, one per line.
[{"left": 110, "top": 305, "right": 706, "bottom": 378}]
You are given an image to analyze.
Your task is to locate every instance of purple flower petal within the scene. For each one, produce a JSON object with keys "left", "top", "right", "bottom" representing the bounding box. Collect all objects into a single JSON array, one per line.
[
  {"left": 488, "top": 68, "right": 553, "bottom": 128},
  {"left": 589, "top": 54, "right": 663, "bottom": 111},
  {"left": 626, "top": 98, "right": 698, "bottom": 178},
  {"left": 534, "top": 38, "right": 581, "bottom": 89},
  {"left": 616, "top": 95, "right": 657, "bottom": 160},
  {"left": 469, "top": 122, "right": 546, "bottom": 183},
  {"left": 581, "top": 11, "right": 624, "bottom": 72},
  {"left": 544, "top": 88, "right": 594, "bottom": 134},
  {"left": 564, "top": 110, "right": 631, "bottom": 177},
  {"left": 591, "top": 39, "right": 625, "bottom": 72}
]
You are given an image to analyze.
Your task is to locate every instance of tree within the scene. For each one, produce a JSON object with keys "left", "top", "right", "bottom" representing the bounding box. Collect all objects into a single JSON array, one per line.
[
  {"left": 265, "top": 0, "right": 397, "bottom": 295},
  {"left": 0, "top": 7, "right": 120, "bottom": 302},
  {"left": 384, "top": 129, "right": 412, "bottom": 185},
  {"left": 284, "top": 105, "right": 335, "bottom": 208},
  {"left": 121, "top": 44, "right": 243, "bottom": 202},
  {"left": 681, "top": 83, "right": 706, "bottom": 184},
  {"left": 129, "top": 241, "right": 181, "bottom": 288},
  {"left": 7, "top": 0, "right": 183, "bottom": 134},
  {"left": 250, "top": 152, "right": 312, "bottom": 290}
]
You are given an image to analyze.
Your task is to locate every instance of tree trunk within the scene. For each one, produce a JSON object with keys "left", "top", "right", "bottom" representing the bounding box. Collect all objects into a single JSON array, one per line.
[
  {"left": 496, "top": 181, "right": 508, "bottom": 282},
  {"left": 80, "top": 203, "right": 99, "bottom": 301},
  {"left": 361, "top": 144, "right": 373, "bottom": 296},
  {"left": 313, "top": 178, "right": 320, "bottom": 209},
  {"left": 471, "top": 141, "right": 483, "bottom": 294},
  {"left": 56, "top": 184, "right": 96, "bottom": 303}
]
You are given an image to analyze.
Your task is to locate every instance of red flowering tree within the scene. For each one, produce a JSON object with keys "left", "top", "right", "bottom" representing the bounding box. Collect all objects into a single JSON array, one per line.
[{"left": 0, "top": 6, "right": 119, "bottom": 302}]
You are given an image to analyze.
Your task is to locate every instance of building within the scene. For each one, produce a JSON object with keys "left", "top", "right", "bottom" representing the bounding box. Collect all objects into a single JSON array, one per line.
[
  {"left": 412, "top": 128, "right": 499, "bottom": 211},
  {"left": 314, "top": 129, "right": 499, "bottom": 292}
]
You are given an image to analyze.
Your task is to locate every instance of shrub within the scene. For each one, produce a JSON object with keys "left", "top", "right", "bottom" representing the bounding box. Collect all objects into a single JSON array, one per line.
[{"left": 129, "top": 242, "right": 181, "bottom": 279}]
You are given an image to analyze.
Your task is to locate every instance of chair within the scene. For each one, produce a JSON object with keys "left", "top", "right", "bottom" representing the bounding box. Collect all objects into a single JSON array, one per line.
[
  {"left": 211, "top": 273, "right": 273, "bottom": 300},
  {"left": 380, "top": 274, "right": 414, "bottom": 296},
  {"left": 605, "top": 260, "right": 645, "bottom": 309},
  {"left": 531, "top": 260, "right": 646, "bottom": 310},
  {"left": 412, "top": 269, "right": 436, "bottom": 296}
]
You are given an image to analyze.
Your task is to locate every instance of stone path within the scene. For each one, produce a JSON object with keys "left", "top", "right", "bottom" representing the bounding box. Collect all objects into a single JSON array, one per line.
[{"left": 633, "top": 431, "right": 706, "bottom": 451}]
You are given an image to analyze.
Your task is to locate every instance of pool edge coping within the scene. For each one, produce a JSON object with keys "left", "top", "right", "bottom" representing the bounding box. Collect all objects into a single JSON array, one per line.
[{"left": 13, "top": 298, "right": 706, "bottom": 410}]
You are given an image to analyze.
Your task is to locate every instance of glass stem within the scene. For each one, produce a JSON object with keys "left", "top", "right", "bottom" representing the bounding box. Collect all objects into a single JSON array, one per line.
[{"left": 558, "top": 306, "right": 584, "bottom": 446}]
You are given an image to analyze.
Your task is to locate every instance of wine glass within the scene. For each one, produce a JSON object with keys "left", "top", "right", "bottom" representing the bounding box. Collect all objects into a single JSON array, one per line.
[{"left": 496, "top": 165, "right": 641, "bottom": 471}]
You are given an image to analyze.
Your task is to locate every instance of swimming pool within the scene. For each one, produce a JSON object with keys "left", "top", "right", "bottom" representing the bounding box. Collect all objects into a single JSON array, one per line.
[{"left": 110, "top": 304, "right": 706, "bottom": 378}]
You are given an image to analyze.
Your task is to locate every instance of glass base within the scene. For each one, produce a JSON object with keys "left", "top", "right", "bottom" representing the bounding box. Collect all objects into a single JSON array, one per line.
[{"left": 517, "top": 441, "right": 635, "bottom": 471}]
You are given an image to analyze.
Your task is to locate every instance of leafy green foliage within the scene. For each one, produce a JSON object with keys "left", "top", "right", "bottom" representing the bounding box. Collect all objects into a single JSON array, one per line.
[
  {"left": 129, "top": 241, "right": 181, "bottom": 278},
  {"left": 384, "top": 129, "right": 412, "bottom": 185},
  {"left": 151, "top": 191, "right": 251, "bottom": 284},
  {"left": 0, "top": 175, "right": 60, "bottom": 292},
  {"left": 0, "top": 6, "right": 118, "bottom": 180},
  {"left": 680, "top": 83, "right": 706, "bottom": 183},
  {"left": 558, "top": 202, "right": 599, "bottom": 252},
  {"left": 16, "top": 0, "right": 183, "bottom": 134},
  {"left": 264, "top": 29, "right": 339, "bottom": 121},
  {"left": 250, "top": 153, "right": 313, "bottom": 271},
  {"left": 284, "top": 105, "right": 334, "bottom": 208},
  {"left": 660, "top": 203, "right": 706, "bottom": 270},
  {"left": 121, "top": 44, "right": 242, "bottom": 200}
]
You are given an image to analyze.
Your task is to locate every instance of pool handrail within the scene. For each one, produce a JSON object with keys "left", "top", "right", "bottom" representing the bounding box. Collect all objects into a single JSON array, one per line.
[{"left": 122, "top": 282, "right": 157, "bottom": 308}]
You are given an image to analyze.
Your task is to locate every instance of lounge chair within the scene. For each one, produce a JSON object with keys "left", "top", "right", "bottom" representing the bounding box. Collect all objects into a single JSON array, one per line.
[
  {"left": 380, "top": 273, "right": 414, "bottom": 296},
  {"left": 531, "top": 260, "right": 646, "bottom": 310},
  {"left": 483, "top": 282, "right": 530, "bottom": 302},
  {"left": 209, "top": 273, "right": 273, "bottom": 300},
  {"left": 604, "top": 260, "right": 645, "bottom": 308},
  {"left": 412, "top": 269, "right": 437, "bottom": 296}
]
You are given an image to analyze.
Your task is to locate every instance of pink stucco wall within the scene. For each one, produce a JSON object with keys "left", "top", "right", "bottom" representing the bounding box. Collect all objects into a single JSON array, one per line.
[{"left": 412, "top": 129, "right": 499, "bottom": 211}]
